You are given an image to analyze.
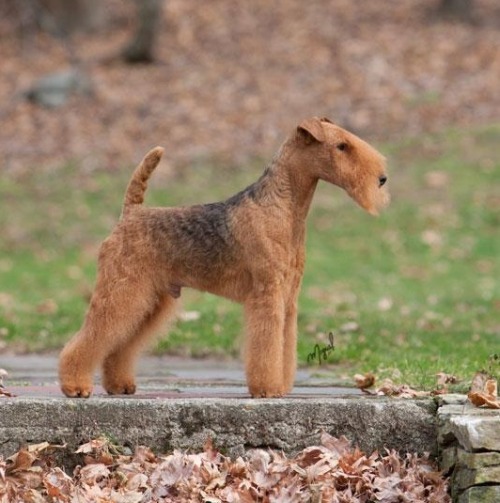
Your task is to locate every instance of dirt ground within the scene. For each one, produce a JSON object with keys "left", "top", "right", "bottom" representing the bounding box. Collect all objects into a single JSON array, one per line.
[{"left": 1, "top": 0, "right": 499, "bottom": 173}]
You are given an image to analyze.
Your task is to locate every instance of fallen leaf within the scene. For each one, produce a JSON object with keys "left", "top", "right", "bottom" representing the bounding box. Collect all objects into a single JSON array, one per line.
[
  {"left": 470, "top": 371, "right": 489, "bottom": 392},
  {"left": 485, "top": 378, "right": 497, "bottom": 398},
  {"left": 8, "top": 448, "right": 37, "bottom": 473},
  {"left": 43, "top": 468, "right": 73, "bottom": 501},
  {"left": 468, "top": 391, "right": 500, "bottom": 409},
  {"left": 354, "top": 372, "right": 376, "bottom": 390},
  {"left": 375, "top": 379, "right": 429, "bottom": 398},
  {"left": 468, "top": 375, "right": 500, "bottom": 409},
  {"left": 435, "top": 372, "right": 458, "bottom": 387}
]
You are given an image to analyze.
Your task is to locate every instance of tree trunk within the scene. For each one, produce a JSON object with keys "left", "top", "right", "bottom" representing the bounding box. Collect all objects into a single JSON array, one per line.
[{"left": 122, "top": 0, "right": 162, "bottom": 64}]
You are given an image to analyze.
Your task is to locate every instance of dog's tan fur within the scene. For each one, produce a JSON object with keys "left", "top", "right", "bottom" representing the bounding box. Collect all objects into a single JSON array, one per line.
[{"left": 59, "top": 117, "right": 389, "bottom": 398}]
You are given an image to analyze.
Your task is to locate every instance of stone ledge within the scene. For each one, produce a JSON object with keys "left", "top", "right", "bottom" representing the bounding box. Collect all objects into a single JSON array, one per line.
[{"left": 0, "top": 396, "right": 437, "bottom": 462}]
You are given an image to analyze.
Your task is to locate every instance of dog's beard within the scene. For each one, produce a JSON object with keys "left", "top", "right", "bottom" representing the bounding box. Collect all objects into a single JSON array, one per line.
[{"left": 348, "top": 184, "right": 390, "bottom": 216}]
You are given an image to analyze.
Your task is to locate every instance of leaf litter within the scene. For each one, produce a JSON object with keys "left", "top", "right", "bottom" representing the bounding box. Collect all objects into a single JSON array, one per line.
[
  {"left": 354, "top": 369, "right": 500, "bottom": 410},
  {"left": 467, "top": 371, "right": 500, "bottom": 409},
  {"left": 0, "top": 433, "right": 450, "bottom": 502},
  {"left": 353, "top": 371, "right": 455, "bottom": 398}
]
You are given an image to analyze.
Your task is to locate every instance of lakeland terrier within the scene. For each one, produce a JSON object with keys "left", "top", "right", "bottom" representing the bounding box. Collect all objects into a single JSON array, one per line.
[{"left": 59, "top": 117, "right": 389, "bottom": 398}]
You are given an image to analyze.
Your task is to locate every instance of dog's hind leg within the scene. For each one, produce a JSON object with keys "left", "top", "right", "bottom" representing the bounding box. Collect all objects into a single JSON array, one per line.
[
  {"left": 58, "top": 273, "right": 160, "bottom": 397},
  {"left": 102, "top": 295, "right": 178, "bottom": 395}
]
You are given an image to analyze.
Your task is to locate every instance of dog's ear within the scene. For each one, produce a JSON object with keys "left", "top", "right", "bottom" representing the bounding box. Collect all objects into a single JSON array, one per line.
[{"left": 297, "top": 117, "right": 326, "bottom": 144}]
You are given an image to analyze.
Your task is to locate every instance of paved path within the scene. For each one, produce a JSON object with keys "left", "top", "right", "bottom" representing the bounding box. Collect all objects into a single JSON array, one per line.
[{"left": 0, "top": 353, "right": 361, "bottom": 398}]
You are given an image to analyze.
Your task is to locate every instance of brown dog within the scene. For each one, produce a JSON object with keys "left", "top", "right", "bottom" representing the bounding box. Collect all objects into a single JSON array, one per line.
[{"left": 59, "top": 117, "right": 389, "bottom": 398}]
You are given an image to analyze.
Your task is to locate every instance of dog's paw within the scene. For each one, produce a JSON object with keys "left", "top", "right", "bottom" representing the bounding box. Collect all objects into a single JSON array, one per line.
[
  {"left": 249, "top": 386, "right": 286, "bottom": 398},
  {"left": 61, "top": 383, "right": 93, "bottom": 398},
  {"left": 103, "top": 379, "right": 137, "bottom": 395}
]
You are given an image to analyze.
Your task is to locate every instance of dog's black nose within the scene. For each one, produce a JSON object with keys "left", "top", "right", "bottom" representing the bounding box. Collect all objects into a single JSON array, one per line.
[{"left": 379, "top": 175, "right": 387, "bottom": 187}]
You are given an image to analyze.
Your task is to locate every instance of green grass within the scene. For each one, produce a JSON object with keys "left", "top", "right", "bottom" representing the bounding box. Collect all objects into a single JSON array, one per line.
[{"left": 1, "top": 125, "right": 499, "bottom": 389}]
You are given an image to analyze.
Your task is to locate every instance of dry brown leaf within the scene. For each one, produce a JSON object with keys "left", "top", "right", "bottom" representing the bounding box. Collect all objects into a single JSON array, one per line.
[
  {"left": 126, "top": 472, "right": 148, "bottom": 492},
  {"left": 76, "top": 436, "right": 121, "bottom": 467},
  {"left": 320, "top": 432, "right": 351, "bottom": 458},
  {"left": 435, "top": 372, "right": 458, "bottom": 387},
  {"left": 354, "top": 372, "right": 376, "bottom": 390},
  {"left": 76, "top": 437, "right": 111, "bottom": 454},
  {"left": 470, "top": 371, "right": 490, "bottom": 392},
  {"left": 467, "top": 391, "right": 500, "bottom": 409},
  {"left": 431, "top": 372, "right": 458, "bottom": 395},
  {"left": 43, "top": 468, "right": 73, "bottom": 501},
  {"left": 485, "top": 378, "right": 498, "bottom": 398},
  {"left": 78, "top": 463, "right": 110, "bottom": 485},
  {"left": 376, "top": 379, "right": 429, "bottom": 398},
  {"left": 7, "top": 448, "right": 37, "bottom": 473},
  {"left": 468, "top": 375, "right": 500, "bottom": 409}
]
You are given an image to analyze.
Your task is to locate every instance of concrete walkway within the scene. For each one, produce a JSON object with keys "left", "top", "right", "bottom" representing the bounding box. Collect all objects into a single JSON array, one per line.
[
  {"left": 0, "top": 353, "right": 360, "bottom": 398},
  {"left": 0, "top": 354, "right": 437, "bottom": 462}
]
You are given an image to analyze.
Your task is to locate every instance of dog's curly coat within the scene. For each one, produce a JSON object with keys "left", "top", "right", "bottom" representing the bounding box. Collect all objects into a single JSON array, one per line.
[{"left": 59, "top": 117, "right": 389, "bottom": 398}]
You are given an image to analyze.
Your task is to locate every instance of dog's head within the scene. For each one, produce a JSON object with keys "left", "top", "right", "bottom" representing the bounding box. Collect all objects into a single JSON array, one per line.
[{"left": 296, "top": 117, "right": 390, "bottom": 215}]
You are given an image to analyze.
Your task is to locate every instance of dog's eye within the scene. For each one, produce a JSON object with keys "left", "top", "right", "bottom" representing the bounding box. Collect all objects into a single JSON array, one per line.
[
  {"left": 336, "top": 142, "right": 348, "bottom": 151},
  {"left": 379, "top": 175, "right": 387, "bottom": 187}
]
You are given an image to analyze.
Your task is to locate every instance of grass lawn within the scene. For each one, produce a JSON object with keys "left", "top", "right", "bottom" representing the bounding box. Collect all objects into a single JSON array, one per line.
[{"left": 0, "top": 125, "right": 498, "bottom": 389}]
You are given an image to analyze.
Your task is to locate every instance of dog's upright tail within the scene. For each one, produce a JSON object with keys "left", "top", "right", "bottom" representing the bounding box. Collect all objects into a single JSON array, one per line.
[{"left": 122, "top": 146, "right": 164, "bottom": 217}]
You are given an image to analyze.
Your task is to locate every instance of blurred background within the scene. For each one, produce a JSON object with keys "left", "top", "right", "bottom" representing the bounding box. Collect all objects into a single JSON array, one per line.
[
  {"left": 0, "top": 0, "right": 498, "bottom": 387},
  {"left": 1, "top": 0, "right": 499, "bottom": 171}
]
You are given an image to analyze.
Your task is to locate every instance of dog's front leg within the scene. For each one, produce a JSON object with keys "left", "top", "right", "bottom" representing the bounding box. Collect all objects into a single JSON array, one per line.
[
  {"left": 282, "top": 293, "right": 299, "bottom": 394},
  {"left": 243, "top": 286, "right": 286, "bottom": 398}
]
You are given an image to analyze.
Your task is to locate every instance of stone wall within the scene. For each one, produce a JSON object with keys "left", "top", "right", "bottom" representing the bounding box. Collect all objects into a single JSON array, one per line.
[{"left": 438, "top": 395, "right": 500, "bottom": 503}]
